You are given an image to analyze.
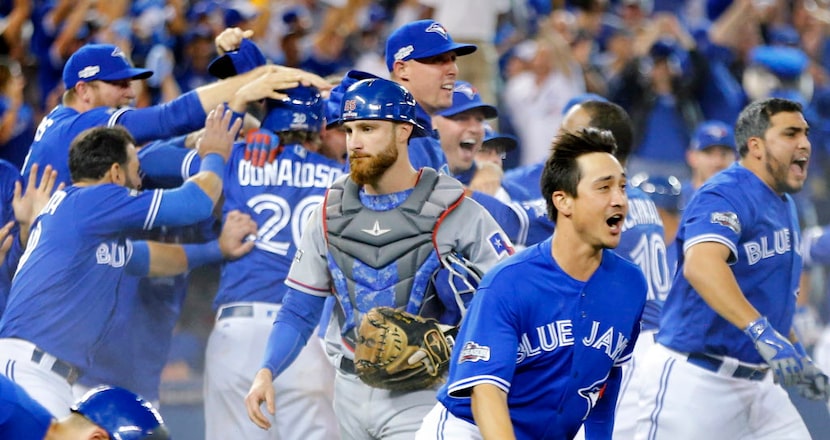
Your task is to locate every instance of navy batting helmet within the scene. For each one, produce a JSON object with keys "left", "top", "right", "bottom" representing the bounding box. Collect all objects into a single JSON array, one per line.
[
  {"left": 341, "top": 78, "right": 427, "bottom": 137},
  {"left": 262, "top": 86, "right": 324, "bottom": 133},
  {"left": 631, "top": 173, "right": 682, "bottom": 213},
  {"left": 71, "top": 386, "right": 170, "bottom": 440}
]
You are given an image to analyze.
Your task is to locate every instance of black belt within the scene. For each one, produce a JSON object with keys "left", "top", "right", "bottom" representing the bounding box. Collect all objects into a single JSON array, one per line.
[
  {"left": 339, "top": 357, "right": 356, "bottom": 374},
  {"left": 217, "top": 305, "right": 254, "bottom": 320},
  {"left": 687, "top": 352, "right": 768, "bottom": 381},
  {"left": 31, "top": 348, "right": 80, "bottom": 385}
]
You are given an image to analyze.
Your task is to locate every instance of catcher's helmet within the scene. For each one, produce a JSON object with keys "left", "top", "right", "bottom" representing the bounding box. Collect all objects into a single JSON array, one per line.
[
  {"left": 262, "top": 86, "right": 324, "bottom": 133},
  {"left": 71, "top": 386, "right": 170, "bottom": 440},
  {"left": 631, "top": 173, "right": 682, "bottom": 213},
  {"left": 340, "top": 78, "right": 427, "bottom": 137}
]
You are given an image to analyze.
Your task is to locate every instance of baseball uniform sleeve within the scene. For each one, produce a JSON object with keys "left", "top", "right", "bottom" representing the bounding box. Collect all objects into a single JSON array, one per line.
[
  {"left": 285, "top": 203, "right": 332, "bottom": 296},
  {"left": 681, "top": 190, "right": 743, "bottom": 264},
  {"left": 437, "top": 197, "right": 514, "bottom": 273}
]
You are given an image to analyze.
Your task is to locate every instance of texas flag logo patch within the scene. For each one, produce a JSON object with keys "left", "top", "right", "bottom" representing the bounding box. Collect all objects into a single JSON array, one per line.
[{"left": 488, "top": 231, "right": 513, "bottom": 258}]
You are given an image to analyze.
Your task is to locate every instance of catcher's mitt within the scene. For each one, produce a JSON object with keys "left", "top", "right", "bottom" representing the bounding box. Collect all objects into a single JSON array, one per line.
[{"left": 354, "top": 306, "right": 455, "bottom": 391}]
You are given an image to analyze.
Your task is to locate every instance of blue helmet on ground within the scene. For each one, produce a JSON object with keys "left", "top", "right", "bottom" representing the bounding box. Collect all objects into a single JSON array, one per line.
[
  {"left": 341, "top": 78, "right": 427, "bottom": 137},
  {"left": 631, "top": 173, "right": 682, "bottom": 213},
  {"left": 71, "top": 386, "right": 170, "bottom": 440},
  {"left": 262, "top": 85, "right": 324, "bottom": 133}
]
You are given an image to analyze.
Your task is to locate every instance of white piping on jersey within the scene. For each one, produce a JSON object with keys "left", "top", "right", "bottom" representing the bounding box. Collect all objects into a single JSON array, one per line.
[
  {"left": 143, "top": 189, "right": 163, "bottom": 230},
  {"left": 508, "top": 201, "right": 530, "bottom": 247},
  {"left": 447, "top": 375, "right": 511, "bottom": 397},
  {"left": 684, "top": 234, "right": 738, "bottom": 264},
  {"left": 107, "top": 107, "right": 132, "bottom": 127},
  {"left": 181, "top": 150, "right": 198, "bottom": 181}
]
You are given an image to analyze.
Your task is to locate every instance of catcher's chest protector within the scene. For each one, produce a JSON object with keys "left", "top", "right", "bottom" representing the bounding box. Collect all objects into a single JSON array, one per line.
[{"left": 324, "top": 168, "right": 465, "bottom": 327}]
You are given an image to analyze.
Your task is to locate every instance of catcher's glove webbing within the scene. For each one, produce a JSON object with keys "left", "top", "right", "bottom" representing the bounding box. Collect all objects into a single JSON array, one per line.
[{"left": 354, "top": 306, "right": 456, "bottom": 391}]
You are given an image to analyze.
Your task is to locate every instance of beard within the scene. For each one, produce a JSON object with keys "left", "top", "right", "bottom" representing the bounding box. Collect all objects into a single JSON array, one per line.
[
  {"left": 349, "top": 138, "right": 399, "bottom": 185},
  {"left": 764, "top": 146, "right": 803, "bottom": 194}
]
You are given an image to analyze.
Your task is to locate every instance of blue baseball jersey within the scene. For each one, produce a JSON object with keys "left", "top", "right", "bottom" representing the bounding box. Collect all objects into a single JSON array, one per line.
[
  {"left": 213, "top": 142, "right": 346, "bottom": 308},
  {"left": 503, "top": 162, "right": 544, "bottom": 201},
  {"left": 0, "top": 159, "right": 19, "bottom": 316},
  {"left": 0, "top": 374, "right": 52, "bottom": 439},
  {"left": 0, "top": 182, "right": 211, "bottom": 371},
  {"left": 23, "top": 91, "right": 206, "bottom": 185},
  {"left": 438, "top": 238, "right": 647, "bottom": 439},
  {"left": 657, "top": 163, "right": 801, "bottom": 363},
  {"left": 410, "top": 103, "right": 450, "bottom": 174},
  {"left": 0, "top": 98, "right": 35, "bottom": 170},
  {"left": 616, "top": 186, "right": 670, "bottom": 330}
]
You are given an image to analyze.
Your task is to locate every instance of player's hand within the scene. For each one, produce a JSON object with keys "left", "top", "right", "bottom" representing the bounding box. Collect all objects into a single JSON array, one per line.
[
  {"left": 796, "top": 360, "right": 830, "bottom": 401},
  {"left": 197, "top": 105, "right": 243, "bottom": 161},
  {"left": 13, "top": 163, "right": 63, "bottom": 246},
  {"left": 469, "top": 161, "right": 504, "bottom": 196},
  {"left": 215, "top": 27, "right": 254, "bottom": 55},
  {"left": 244, "top": 129, "right": 281, "bottom": 167},
  {"left": 219, "top": 210, "right": 257, "bottom": 260},
  {"left": 245, "top": 368, "right": 276, "bottom": 430},
  {"left": 0, "top": 221, "right": 13, "bottom": 265},
  {"left": 745, "top": 316, "right": 803, "bottom": 385}
]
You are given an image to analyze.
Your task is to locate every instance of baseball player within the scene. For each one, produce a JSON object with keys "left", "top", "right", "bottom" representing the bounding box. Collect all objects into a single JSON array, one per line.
[
  {"left": 245, "top": 78, "right": 513, "bottom": 439},
  {"left": 0, "top": 107, "right": 247, "bottom": 416},
  {"left": 635, "top": 98, "right": 824, "bottom": 439},
  {"left": 680, "top": 120, "right": 737, "bottom": 210},
  {"left": 386, "top": 19, "right": 478, "bottom": 174},
  {"left": 204, "top": 86, "right": 343, "bottom": 440},
  {"left": 0, "top": 374, "right": 170, "bottom": 439},
  {"left": 417, "top": 128, "right": 647, "bottom": 439},
  {"left": 22, "top": 42, "right": 331, "bottom": 186}
]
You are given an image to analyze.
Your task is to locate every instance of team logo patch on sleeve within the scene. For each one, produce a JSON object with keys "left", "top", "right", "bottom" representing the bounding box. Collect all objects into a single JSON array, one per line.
[
  {"left": 710, "top": 211, "right": 741, "bottom": 234},
  {"left": 459, "top": 342, "right": 490, "bottom": 364},
  {"left": 487, "top": 231, "right": 513, "bottom": 257}
]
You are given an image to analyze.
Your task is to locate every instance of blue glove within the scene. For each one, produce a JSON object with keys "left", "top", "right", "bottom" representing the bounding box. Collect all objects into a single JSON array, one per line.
[
  {"left": 244, "top": 129, "right": 281, "bottom": 167},
  {"left": 744, "top": 316, "right": 803, "bottom": 386},
  {"left": 431, "top": 253, "right": 482, "bottom": 325},
  {"left": 793, "top": 341, "right": 830, "bottom": 401}
]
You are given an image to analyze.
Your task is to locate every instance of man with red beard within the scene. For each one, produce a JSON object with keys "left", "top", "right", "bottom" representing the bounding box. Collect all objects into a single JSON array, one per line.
[{"left": 246, "top": 78, "right": 513, "bottom": 439}]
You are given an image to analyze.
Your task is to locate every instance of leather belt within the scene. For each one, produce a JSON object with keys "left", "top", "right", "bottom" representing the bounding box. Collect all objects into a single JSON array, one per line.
[
  {"left": 217, "top": 304, "right": 254, "bottom": 320},
  {"left": 31, "top": 347, "right": 80, "bottom": 385},
  {"left": 687, "top": 352, "right": 768, "bottom": 381}
]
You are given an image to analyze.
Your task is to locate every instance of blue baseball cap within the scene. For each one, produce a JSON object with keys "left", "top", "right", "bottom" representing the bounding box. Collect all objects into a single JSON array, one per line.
[
  {"left": 325, "top": 70, "right": 379, "bottom": 128},
  {"left": 482, "top": 122, "right": 517, "bottom": 152},
  {"left": 750, "top": 45, "right": 808, "bottom": 79},
  {"left": 208, "top": 38, "right": 267, "bottom": 79},
  {"left": 63, "top": 44, "right": 153, "bottom": 89},
  {"left": 436, "top": 81, "right": 497, "bottom": 119},
  {"left": 690, "top": 120, "right": 736, "bottom": 151},
  {"left": 385, "top": 20, "right": 477, "bottom": 71}
]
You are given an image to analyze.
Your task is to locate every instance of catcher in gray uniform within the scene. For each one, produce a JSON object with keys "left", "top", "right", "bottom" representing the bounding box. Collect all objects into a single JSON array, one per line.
[{"left": 245, "top": 78, "right": 514, "bottom": 439}]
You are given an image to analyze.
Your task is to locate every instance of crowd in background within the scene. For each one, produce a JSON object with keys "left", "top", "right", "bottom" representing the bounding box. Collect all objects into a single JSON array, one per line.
[{"left": 4, "top": 0, "right": 830, "bottom": 436}]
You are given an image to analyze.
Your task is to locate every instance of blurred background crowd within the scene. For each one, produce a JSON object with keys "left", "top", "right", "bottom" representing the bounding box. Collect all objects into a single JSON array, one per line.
[{"left": 4, "top": 0, "right": 830, "bottom": 437}]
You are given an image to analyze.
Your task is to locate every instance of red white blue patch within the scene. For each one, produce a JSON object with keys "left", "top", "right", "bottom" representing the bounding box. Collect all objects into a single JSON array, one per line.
[
  {"left": 459, "top": 341, "right": 490, "bottom": 364},
  {"left": 487, "top": 231, "right": 513, "bottom": 258},
  {"left": 710, "top": 211, "right": 741, "bottom": 234}
]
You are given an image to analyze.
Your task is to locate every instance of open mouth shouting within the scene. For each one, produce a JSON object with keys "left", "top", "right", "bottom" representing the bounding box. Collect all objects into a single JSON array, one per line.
[{"left": 606, "top": 213, "right": 625, "bottom": 235}]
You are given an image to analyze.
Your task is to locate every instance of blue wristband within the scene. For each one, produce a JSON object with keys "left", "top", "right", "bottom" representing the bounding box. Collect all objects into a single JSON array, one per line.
[
  {"left": 200, "top": 153, "right": 225, "bottom": 177},
  {"left": 183, "top": 240, "right": 224, "bottom": 270}
]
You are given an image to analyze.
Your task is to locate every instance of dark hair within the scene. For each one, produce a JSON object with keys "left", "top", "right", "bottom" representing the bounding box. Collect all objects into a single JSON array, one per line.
[
  {"left": 579, "top": 100, "right": 633, "bottom": 163},
  {"left": 541, "top": 128, "right": 618, "bottom": 220},
  {"left": 69, "top": 126, "right": 136, "bottom": 183},
  {"left": 735, "top": 98, "right": 803, "bottom": 157}
]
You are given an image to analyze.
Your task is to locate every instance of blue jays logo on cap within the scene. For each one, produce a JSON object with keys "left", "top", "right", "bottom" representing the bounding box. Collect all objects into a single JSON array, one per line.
[
  {"left": 63, "top": 43, "right": 153, "bottom": 89},
  {"left": 455, "top": 82, "right": 477, "bottom": 100},
  {"left": 425, "top": 23, "right": 449, "bottom": 39}
]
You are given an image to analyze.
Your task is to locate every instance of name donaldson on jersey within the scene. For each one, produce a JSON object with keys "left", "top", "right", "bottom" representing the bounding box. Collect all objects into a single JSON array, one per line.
[
  {"left": 459, "top": 319, "right": 630, "bottom": 365},
  {"left": 622, "top": 198, "right": 662, "bottom": 230},
  {"left": 237, "top": 159, "right": 344, "bottom": 188}
]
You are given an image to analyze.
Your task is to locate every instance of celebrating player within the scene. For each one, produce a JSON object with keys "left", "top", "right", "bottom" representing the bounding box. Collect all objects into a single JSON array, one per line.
[
  {"left": 0, "top": 107, "right": 250, "bottom": 416},
  {"left": 0, "top": 374, "right": 169, "bottom": 439},
  {"left": 245, "top": 78, "right": 512, "bottom": 439},
  {"left": 635, "top": 98, "right": 825, "bottom": 439},
  {"left": 417, "top": 128, "right": 647, "bottom": 439}
]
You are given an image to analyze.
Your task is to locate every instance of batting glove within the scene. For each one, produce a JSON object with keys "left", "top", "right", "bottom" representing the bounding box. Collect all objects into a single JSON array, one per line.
[
  {"left": 744, "top": 316, "right": 803, "bottom": 386},
  {"left": 793, "top": 341, "right": 830, "bottom": 401},
  {"left": 244, "top": 129, "right": 281, "bottom": 167}
]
